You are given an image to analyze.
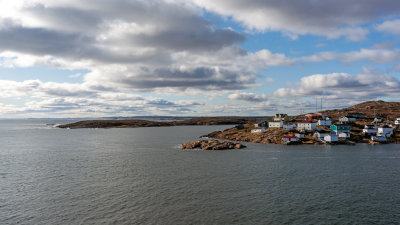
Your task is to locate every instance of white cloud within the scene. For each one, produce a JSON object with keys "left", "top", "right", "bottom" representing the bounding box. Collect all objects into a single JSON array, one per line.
[
  {"left": 69, "top": 73, "right": 82, "bottom": 78},
  {"left": 264, "top": 77, "right": 275, "bottom": 84},
  {"left": 301, "top": 48, "right": 400, "bottom": 64},
  {"left": 228, "top": 92, "right": 268, "bottom": 102},
  {"left": 376, "top": 19, "right": 400, "bottom": 35},
  {"left": 0, "top": 79, "right": 205, "bottom": 117},
  {"left": 273, "top": 68, "right": 400, "bottom": 102}
]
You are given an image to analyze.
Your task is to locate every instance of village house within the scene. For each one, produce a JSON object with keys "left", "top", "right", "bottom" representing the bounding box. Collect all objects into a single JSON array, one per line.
[
  {"left": 347, "top": 113, "right": 366, "bottom": 119},
  {"left": 269, "top": 121, "right": 284, "bottom": 128},
  {"left": 362, "top": 125, "right": 377, "bottom": 136},
  {"left": 251, "top": 128, "right": 266, "bottom": 134},
  {"left": 313, "top": 130, "right": 330, "bottom": 140},
  {"left": 254, "top": 121, "right": 269, "bottom": 128},
  {"left": 331, "top": 124, "right": 351, "bottom": 138},
  {"left": 297, "top": 121, "right": 316, "bottom": 132},
  {"left": 324, "top": 133, "right": 339, "bottom": 143},
  {"left": 282, "top": 135, "right": 299, "bottom": 143},
  {"left": 274, "top": 114, "right": 288, "bottom": 121},
  {"left": 283, "top": 124, "right": 296, "bottom": 130},
  {"left": 295, "top": 132, "right": 305, "bottom": 139},
  {"left": 317, "top": 118, "right": 332, "bottom": 126},
  {"left": 377, "top": 126, "right": 393, "bottom": 137},
  {"left": 305, "top": 113, "right": 326, "bottom": 120},
  {"left": 339, "top": 116, "right": 356, "bottom": 124}
]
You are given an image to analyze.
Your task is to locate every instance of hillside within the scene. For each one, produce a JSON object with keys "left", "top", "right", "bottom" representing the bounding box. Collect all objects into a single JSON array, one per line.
[{"left": 291, "top": 100, "right": 400, "bottom": 121}]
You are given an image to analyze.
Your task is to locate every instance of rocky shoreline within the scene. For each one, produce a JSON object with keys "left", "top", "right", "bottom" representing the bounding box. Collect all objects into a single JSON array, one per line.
[
  {"left": 202, "top": 127, "right": 286, "bottom": 144},
  {"left": 200, "top": 125, "right": 373, "bottom": 146},
  {"left": 181, "top": 140, "right": 246, "bottom": 150}
]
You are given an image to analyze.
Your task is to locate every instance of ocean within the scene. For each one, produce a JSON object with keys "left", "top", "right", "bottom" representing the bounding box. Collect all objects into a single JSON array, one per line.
[{"left": 1, "top": 119, "right": 400, "bottom": 224}]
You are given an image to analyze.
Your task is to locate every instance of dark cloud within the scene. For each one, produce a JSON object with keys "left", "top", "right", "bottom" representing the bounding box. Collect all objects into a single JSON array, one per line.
[
  {"left": 193, "top": 0, "right": 400, "bottom": 40},
  {"left": 0, "top": 1, "right": 245, "bottom": 62},
  {"left": 99, "top": 66, "right": 257, "bottom": 91}
]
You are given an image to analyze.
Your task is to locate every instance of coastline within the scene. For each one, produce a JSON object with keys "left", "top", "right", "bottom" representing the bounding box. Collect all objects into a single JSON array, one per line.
[
  {"left": 57, "top": 117, "right": 254, "bottom": 129},
  {"left": 57, "top": 101, "right": 400, "bottom": 146}
]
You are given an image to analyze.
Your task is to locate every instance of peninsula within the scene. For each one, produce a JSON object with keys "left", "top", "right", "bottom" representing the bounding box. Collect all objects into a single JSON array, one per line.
[{"left": 57, "top": 117, "right": 254, "bottom": 129}]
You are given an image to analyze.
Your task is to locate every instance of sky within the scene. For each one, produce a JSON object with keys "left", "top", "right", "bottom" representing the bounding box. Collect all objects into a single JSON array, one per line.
[{"left": 1, "top": 0, "right": 400, "bottom": 118}]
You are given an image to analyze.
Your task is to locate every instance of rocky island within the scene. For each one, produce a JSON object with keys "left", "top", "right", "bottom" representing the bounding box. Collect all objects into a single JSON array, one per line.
[{"left": 181, "top": 140, "right": 246, "bottom": 150}]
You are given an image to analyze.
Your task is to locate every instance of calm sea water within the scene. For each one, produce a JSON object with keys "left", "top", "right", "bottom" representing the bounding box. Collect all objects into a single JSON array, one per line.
[{"left": 1, "top": 119, "right": 400, "bottom": 224}]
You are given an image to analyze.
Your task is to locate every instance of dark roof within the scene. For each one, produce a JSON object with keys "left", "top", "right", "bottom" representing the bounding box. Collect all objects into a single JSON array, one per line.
[
  {"left": 333, "top": 124, "right": 350, "bottom": 127},
  {"left": 315, "top": 130, "right": 330, "bottom": 133}
]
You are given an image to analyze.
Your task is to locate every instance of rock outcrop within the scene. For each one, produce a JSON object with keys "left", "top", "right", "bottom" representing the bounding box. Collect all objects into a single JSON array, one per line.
[
  {"left": 181, "top": 140, "right": 246, "bottom": 150},
  {"left": 202, "top": 127, "right": 285, "bottom": 144}
]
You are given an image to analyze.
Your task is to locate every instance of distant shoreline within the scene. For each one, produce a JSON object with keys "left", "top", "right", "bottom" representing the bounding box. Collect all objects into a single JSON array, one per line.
[{"left": 57, "top": 117, "right": 254, "bottom": 129}]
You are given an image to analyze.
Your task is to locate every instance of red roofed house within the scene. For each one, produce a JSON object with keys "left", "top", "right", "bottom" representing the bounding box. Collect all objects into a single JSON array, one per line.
[
  {"left": 282, "top": 136, "right": 299, "bottom": 143},
  {"left": 305, "top": 113, "right": 326, "bottom": 120}
]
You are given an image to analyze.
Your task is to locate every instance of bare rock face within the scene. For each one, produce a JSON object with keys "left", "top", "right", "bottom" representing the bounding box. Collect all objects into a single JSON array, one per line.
[
  {"left": 181, "top": 140, "right": 246, "bottom": 150},
  {"left": 202, "top": 127, "right": 285, "bottom": 144}
]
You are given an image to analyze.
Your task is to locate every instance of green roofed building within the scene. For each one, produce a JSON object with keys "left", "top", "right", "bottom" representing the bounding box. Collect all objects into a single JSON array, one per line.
[{"left": 331, "top": 124, "right": 351, "bottom": 138}]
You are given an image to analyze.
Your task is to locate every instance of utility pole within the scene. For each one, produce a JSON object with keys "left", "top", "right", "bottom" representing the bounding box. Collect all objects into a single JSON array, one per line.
[
  {"left": 320, "top": 97, "right": 322, "bottom": 112},
  {"left": 315, "top": 97, "right": 317, "bottom": 112}
]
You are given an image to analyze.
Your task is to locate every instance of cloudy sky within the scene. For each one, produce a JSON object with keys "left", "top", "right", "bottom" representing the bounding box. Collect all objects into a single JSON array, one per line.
[{"left": 1, "top": 0, "right": 400, "bottom": 118}]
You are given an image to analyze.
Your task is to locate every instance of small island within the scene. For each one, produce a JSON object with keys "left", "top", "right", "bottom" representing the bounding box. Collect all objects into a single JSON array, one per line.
[{"left": 181, "top": 140, "right": 246, "bottom": 150}]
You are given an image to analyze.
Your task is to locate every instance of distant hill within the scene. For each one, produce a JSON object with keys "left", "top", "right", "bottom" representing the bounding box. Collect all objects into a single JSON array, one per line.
[{"left": 320, "top": 100, "right": 400, "bottom": 120}]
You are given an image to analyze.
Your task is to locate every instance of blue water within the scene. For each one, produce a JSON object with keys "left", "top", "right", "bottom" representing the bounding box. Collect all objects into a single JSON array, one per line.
[{"left": 1, "top": 120, "right": 400, "bottom": 224}]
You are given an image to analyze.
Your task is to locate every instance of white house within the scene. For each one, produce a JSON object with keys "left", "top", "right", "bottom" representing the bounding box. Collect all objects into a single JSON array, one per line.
[
  {"left": 297, "top": 121, "right": 316, "bottom": 132},
  {"left": 282, "top": 136, "right": 299, "bottom": 143},
  {"left": 274, "top": 114, "right": 288, "bottom": 121},
  {"left": 295, "top": 133, "right": 305, "bottom": 139},
  {"left": 283, "top": 124, "right": 296, "bottom": 130},
  {"left": 269, "top": 121, "right": 284, "bottom": 128},
  {"left": 251, "top": 128, "right": 266, "bottom": 134},
  {"left": 313, "top": 131, "right": 330, "bottom": 140},
  {"left": 371, "top": 135, "right": 387, "bottom": 142},
  {"left": 362, "top": 125, "right": 377, "bottom": 135},
  {"left": 338, "top": 132, "right": 350, "bottom": 138},
  {"left": 317, "top": 118, "right": 332, "bottom": 126},
  {"left": 377, "top": 127, "right": 393, "bottom": 137},
  {"left": 395, "top": 118, "right": 400, "bottom": 125},
  {"left": 324, "top": 134, "right": 338, "bottom": 143},
  {"left": 339, "top": 116, "right": 356, "bottom": 124}
]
